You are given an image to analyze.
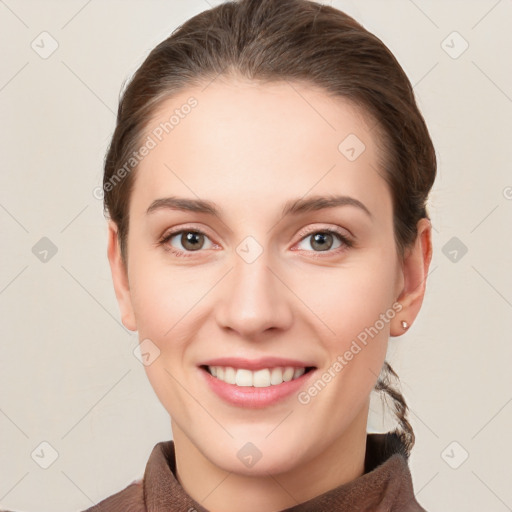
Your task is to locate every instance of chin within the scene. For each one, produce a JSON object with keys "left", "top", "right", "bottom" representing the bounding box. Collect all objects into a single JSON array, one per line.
[{"left": 201, "top": 435, "right": 306, "bottom": 476}]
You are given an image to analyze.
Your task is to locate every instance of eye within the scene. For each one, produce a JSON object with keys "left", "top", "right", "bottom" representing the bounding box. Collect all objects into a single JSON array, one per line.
[
  {"left": 159, "top": 228, "right": 215, "bottom": 257},
  {"left": 295, "top": 228, "right": 353, "bottom": 254},
  {"left": 158, "top": 226, "right": 353, "bottom": 258}
]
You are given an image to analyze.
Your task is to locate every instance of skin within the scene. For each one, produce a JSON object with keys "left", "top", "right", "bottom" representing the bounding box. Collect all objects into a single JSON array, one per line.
[{"left": 107, "top": 76, "right": 432, "bottom": 512}]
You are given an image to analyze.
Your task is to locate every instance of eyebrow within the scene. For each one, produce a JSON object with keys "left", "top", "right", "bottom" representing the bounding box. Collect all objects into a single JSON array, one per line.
[{"left": 146, "top": 194, "right": 372, "bottom": 219}]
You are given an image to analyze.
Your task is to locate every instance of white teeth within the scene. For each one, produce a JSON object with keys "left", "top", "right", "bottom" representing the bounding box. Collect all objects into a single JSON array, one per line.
[
  {"left": 282, "top": 367, "right": 294, "bottom": 382},
  {"left": 270, "top": 367, "right": 283, "bottom": 385},
  {"left": 235, "top": 369, "right": 252, "bottom": 387},
  {"left": 293, "top": 367, "right": 305, "bottom": 379},
  {"left": 224, "top": 366, "right": 236, "bottom": 384},
  {"left": 207, "top": 365, "right": 309, "bottom": 387},
  {"left": 253, "top": 369, "right": 271, "bottom": 388}
]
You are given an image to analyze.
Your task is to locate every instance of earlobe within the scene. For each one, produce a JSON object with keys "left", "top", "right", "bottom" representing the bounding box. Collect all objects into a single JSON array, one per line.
[
  {"left": 106, "top": 221, "right": 137, "bottom": 331},
  {"left": 391, "top": 218, "right": 433, "bottom": 336}
]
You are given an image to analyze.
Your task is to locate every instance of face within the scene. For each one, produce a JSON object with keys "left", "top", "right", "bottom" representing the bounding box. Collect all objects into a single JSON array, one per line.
[{"left": 108, "top": 77, "right": 424, "bottom": 476}]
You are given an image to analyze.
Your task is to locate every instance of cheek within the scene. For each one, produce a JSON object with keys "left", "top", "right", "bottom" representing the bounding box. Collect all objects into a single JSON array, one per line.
[
  {"left": 291, "top": 250, "right": 397, "bottom": 403},
  {"left": 128, "top": 250, "right": 206, "bottom": 341},
  {"left": 331, "top": 274, "right": 394, "bottom": 343},
  {"left": 295, "top": 254, "right": 397, "bottom": 345},
  {"left": 128, "top": 259, "right": 201, "bottom": 420}
]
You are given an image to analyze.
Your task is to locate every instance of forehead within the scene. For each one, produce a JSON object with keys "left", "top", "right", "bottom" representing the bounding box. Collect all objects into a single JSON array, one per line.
[{"left": 130, "top": 78, "right": 391, "bottom": 222}]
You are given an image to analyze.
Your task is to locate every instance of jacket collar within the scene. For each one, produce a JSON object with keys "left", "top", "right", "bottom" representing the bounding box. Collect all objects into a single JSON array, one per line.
[{"left": 142, "top": 432, "right": 426, "bottom": 511}]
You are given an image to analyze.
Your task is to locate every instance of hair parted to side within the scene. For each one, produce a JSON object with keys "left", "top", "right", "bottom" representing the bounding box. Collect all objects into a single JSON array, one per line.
[{"left": 103, "top": 0, "right": 436, "bottom": 457}]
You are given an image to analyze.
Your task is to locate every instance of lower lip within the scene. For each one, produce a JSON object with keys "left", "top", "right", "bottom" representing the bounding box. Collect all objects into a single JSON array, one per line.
[{"left": 199, "top": 367, "right": 316, "bottom": 409}]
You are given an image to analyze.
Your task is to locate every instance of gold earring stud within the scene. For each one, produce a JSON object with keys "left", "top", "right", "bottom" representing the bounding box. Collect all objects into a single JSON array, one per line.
[{"left": 401, "top": 320, "right": 409, "bottom": 330}]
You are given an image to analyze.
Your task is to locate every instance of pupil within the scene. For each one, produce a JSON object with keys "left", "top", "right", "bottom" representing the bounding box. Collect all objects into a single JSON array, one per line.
[
  {"left": 183, "top": 232, "right": 203, "bottom": 250},
  {"left": 312, "top": 232, "right": 332, "bottom": 251}
]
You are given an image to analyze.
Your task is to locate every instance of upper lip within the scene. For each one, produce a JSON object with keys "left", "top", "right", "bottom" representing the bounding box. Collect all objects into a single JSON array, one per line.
[{"left": 199, "top": 357, "right": 316, "bottom": 371}]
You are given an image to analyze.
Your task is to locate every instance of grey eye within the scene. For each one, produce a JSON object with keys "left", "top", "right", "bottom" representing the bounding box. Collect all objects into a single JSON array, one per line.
[{"left": 297, "top": 232, "right": 342, "bottom": 252}]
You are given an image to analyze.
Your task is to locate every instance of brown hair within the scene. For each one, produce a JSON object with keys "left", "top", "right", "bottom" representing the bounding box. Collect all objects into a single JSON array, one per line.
[{"left": 103, "top": 0, "right": 436, "bottom": 457}]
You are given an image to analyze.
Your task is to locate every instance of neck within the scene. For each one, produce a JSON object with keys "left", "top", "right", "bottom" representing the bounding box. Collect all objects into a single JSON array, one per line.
[{"left": 172, "top": 408, "right": 369, "bottom": 512}]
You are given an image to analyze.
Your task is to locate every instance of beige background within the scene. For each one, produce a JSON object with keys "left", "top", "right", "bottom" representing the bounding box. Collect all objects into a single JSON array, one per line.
[{"left": 1, "top": 0, "right": 511, "bottom": 510}]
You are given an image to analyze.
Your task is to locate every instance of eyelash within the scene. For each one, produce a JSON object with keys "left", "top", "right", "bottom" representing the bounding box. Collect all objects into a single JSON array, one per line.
[{"left": 158, "top": 225, "right": 354, "bottom": 258}]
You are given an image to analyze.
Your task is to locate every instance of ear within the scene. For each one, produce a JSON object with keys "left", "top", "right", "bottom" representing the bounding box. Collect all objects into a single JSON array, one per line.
[
  {"left": 106, "top": 220, "right": 137, "bottom": 331},
  {"left": 391, "top": 217, "right": 433, "bottom": 336}
]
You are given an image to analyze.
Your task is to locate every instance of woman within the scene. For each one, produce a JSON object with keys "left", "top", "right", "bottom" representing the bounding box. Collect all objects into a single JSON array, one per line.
[{"left": 88, "top": 0, "right": 435, "bottom": 509}]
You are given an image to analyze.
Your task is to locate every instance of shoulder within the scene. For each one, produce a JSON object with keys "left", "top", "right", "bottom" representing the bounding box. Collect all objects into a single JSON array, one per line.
[
  {"left": 79, "top": 478, "right": 144, "bottom": 512},
  {"left": 77, "top": 440, "right": 175, "bottom": 512}
]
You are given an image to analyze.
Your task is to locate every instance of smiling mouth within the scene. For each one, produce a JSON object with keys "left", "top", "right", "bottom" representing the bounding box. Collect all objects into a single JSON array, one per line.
[{"left": 201, "top": 365, "right": 316, "bottom": 388}]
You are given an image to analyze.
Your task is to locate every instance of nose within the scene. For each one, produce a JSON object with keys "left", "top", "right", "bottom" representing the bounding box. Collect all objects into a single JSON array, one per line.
[{"left": 215, "top": 248, "right": 294, "bottom": 340}]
